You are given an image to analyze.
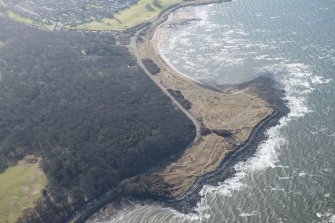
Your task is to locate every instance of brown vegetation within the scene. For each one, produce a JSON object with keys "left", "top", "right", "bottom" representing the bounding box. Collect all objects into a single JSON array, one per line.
[{"left": 136, "top": 20, "right": 273, "bottom": 197}]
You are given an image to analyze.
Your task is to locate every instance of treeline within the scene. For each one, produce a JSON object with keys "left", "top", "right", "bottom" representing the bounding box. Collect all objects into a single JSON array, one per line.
[
  {"left": 0, "top": 18, "right": 195, "bottom": 222},
  {"left": 142, "top": 58, "right": 161, "bottom": 75},
  {"left": 167, "top": 89, "right": 192, "bottom": 110}
]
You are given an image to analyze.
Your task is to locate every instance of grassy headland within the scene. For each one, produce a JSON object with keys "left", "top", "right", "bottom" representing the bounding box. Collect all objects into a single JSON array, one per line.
[{"left": 136, "top": 9, "right": 273, "bottom": 197}]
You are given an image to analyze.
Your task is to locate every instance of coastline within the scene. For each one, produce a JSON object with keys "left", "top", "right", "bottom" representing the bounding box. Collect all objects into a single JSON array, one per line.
[
  {"left": 86, "top": 75, "right": 290, "bottom": 221},
  {"left": 150, "top": 8, "right": 223, "bottom": 92},
  {"left": 127, "top": 0, "right": 290, "bottom": 214},
  {"left": 164, "top": 77, "right": 290, "bottom": 212},
  {"left": 84, "top": 0, "right": 290, "bottom": 221},
  {"left": 88, "top": 76, "right": 289, "bottom": 221},
  {"left": 143, "top": 0, "right": 232, "bottom": 92},
  {"left": 64, "top": 1, "right": 232, "bottom": 222}
]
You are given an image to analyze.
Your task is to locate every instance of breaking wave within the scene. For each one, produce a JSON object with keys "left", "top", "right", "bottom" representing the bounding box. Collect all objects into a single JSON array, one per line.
[
  {"left": 196, "top": 62, "right": 332, "bottom": 219},
  {"left": 90, "top": 0, "right": 335, "bottom": 221}
]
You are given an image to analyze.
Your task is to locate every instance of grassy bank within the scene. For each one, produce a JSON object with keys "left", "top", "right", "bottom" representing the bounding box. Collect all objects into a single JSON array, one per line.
[
  {"left": 6, "top": 11, "right": 54, "bottom": 30},
  {"left": 74, "top": 0, "right": 183, "bottom": 31},
  {"left": 0, "top": 157, "right": 47, "bottom": 223}
]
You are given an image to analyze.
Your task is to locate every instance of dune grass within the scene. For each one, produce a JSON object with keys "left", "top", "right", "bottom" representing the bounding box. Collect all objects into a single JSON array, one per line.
[
  {"left": 0, "top": 157, "right": 47, "bottom": 223},
  {"left": 74, "top": 0, "right": 183, "bottom": 31}
]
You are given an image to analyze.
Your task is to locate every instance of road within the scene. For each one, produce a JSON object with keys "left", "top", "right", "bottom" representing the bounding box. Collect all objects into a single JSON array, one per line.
[
  {"left": 64, "top": 4, "right": 207, "bottom": 222},
  {"left": 63, "top": 30, "right": 201, "bottom": 223},
  {"left": 129, "top": 30, "right": 201, "bottom": 144}
]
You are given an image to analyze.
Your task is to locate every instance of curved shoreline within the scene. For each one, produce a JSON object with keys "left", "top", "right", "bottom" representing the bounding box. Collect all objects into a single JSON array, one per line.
[
  {"left": 128, "top": 0, "right": 290, "bottom": 214},
  {"left": 147, "top": 0, "right": 232, "bottom": 92},
  {"left": 152, "top": 16, "right": 206, "bottom": 87},
  {"left": 164, "top": 78, "right": 290, "bottom": 212},
  {"left": 86, "top": 78, "right": 289, "bottom": 221},
  {"left": 84, "top": 0, "right": 290, "bottom": 221},
  {"left": 93, "top": 89, "right": 289, "bottom": 218}
]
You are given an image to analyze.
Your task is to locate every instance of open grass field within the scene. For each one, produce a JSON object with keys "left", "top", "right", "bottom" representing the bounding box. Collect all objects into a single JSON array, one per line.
[
  {"left": 161, "top": 134, "right": 231, "bottom": 196},
  {"left": 6, "top": 10, "right": 55, "bottom": 30},
  {"left": 0, "top": 156, "right": 47, "bottom": 223},
  {"left": 158, "top": 84, "right": 272, "bottom": 196},
  {"left": 74, "top": 0, "right": 183, "bottom": 31}
]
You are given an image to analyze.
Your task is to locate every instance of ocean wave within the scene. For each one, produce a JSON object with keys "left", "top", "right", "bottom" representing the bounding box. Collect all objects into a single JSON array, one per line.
[
  {"left": 329, "top": 213, "right": 335, "bottom": 223},
  {"left": 298, "top": 172, "right": 306, "bottom": 177},
  {"left": 316, "top": 210, "right": 335, "bottom": 223},
  {"left": 103, "top": 203, "right": 200, "bottom": 223},
  {"left": 239, "top": 210, "right": 259, "bottom": 217},
  {"left": 324, "top": 193, "right": 331, "bottom": 198},
  {"left": 158, "top": 15, "right": 333, "bottom": 220},
  {"left": 310, "top": 75, "right": 332, "bottom": 84},
  {"left": 196, "top": 61, "right": 331, "bottom": 220},
  {"left": 278, "top": 176, "right": 293, "bottom": 180}
]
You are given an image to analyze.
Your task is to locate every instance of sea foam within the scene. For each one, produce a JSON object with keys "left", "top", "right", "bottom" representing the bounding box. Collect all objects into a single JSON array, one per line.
[{"left": 196, "top": 62, "right": 332, "bottom": 219}]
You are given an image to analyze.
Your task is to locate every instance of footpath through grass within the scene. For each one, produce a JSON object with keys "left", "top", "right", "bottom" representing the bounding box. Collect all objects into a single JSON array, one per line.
[{"left": 0, "top": 157, "right": 47, "bottom": 223}]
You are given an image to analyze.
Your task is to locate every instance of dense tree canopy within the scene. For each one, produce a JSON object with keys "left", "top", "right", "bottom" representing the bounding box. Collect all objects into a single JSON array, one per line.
[{"left": 0, "top": 18, "right": 195, "bottom": 222}]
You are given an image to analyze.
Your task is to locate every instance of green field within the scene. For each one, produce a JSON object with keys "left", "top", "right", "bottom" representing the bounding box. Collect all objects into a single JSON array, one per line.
[
  {"left": 0, "top": 157, "right": 47, "bottom": 223},
  {"left": 74, "top": 0, "right": 183, "bottom": 31},
  {"left": 6, "top": 10, "right": 55, "bottom": 30}
]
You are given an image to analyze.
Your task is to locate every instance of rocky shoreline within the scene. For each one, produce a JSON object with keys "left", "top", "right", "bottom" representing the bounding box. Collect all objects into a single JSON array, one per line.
[
  {"left": 136, "top": 0, "right": 288, "bottom": 199},
  {"left": 86, "top": 0, "right": 290, "bottom": 221},
  {"left": 164, "top": 76, "right": 290, "bottom": 213},
  {"left": 86, "top": 76, "right": 290, "bottom": 222}
]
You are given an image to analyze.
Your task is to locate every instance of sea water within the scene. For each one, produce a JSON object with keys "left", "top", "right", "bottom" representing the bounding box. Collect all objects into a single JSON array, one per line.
[{"left": 93, "top": 0, "right": 335, "bottom": 222}]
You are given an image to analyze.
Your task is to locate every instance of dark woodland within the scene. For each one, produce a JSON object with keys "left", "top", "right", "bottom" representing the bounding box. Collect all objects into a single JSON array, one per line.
[{"left": 0, "top": 18, "right": 195, "bottom": 222}]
